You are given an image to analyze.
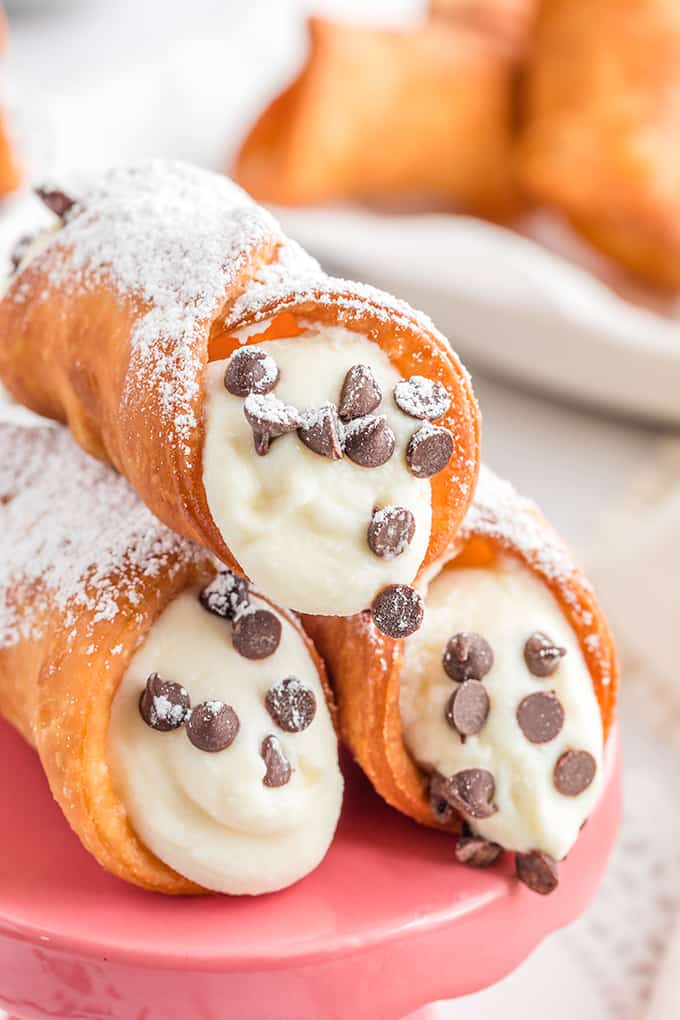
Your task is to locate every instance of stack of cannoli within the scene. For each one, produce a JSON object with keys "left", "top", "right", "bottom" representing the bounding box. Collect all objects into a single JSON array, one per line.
[{"left": 0, "top": 160, "right": 617, "bottom": 897}]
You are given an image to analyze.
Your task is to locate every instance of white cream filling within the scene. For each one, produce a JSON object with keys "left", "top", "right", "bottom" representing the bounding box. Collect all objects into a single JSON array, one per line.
[
  {"left": 109, "top": 589, "right": 343, "bottom": 895},
  {"left": 400, "top": 555, "right": 603, "bottom": 861},
  {"left": 1, "top": 225, "right": 59, "bottom": 296},
  {"left": 202, "top": 325, "right": 432, "bottom": 616}
]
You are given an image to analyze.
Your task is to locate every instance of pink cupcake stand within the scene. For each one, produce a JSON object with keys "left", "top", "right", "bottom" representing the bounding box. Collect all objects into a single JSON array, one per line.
[{"left": 0, "top": 718, "right": 620, "bottom": 1020}]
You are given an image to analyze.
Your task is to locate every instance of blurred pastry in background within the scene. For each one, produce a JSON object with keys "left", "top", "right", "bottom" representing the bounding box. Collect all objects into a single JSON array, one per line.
[
  {"left": 233, "top": 15, "right": 519, "bottom": 217},
  {"left": 519, "top": 0, "right": 680, "bottom": 290},
  {"left": 0, "top": 3, "right": 21, "bottom": 198},
  {"left": 429, "top": 0, "right": 537, "bottom": 52}
]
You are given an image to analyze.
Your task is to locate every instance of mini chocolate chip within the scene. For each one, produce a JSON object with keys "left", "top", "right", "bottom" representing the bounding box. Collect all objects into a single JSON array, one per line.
[
  {"left": 455, "top": 834, "right": 503, "bottom": 868},
  {"left": 430, "top": 772, "right": 454, "bottom": 824},
  {"left": 338, "top": 364, "right": 382, "bottom": 421},
  {"left": 298, "top": 402, "right": 345, "bottom": 459},
  {"left": 442, "top": 768, "right": 497, "bottom": 820},
  {"left": 443, "top": 632, "right": 494, "bottom": 682},
  {"left": 446, "top": 680, "right": 490, "bottom": 738},
  {"left": 186, "top": 701, "right": 239, "bottom": 752},
  {"left": 371, "top": 584, "right": 424, "bottom": 638},
  {"left": 517, "top": 691, "right": 565, "bottom": 744},
  {"left": 224, "top": 347, "right": 279, "bottom": 397},
  {"left": 244, "top": 393, "right": 301, "bottom": 455},
  {"left": 35, "top": 186, "right": 76, "bottom": 219},
  {"left": 406, "top": 424, "right": 453, "bottom": 479},
  {"left": 516, "top": 850, "right": 559, "bottom": 895},
  {"left": 554, "top": 749, "right": 597, "bottom": 796},
  {"left": 261, "top": 735, "right": 292, "bottom": 787},
  {"left": 344, "top": 414, "right": 396, "bottom": 467},
  {"left": 9, "top": 233, "right": 34, "bottom": 273},
  {"left": 265, "top": 677, "right": 317, "bottom": 733},
  {"left": 139, "top": 673, "right": 191, "bottom": 731},
  {"left": 394, "top": 376, "right": 450, "bottom": 420},
  {"left": 232, "top": 608, "right": 282, "bottom": 659},
  {"left": 367, "top": 506, "right": 416, "bottom": 559},
  {"left": 199, "top": 570, "right": 250, "bottom": 621},
  {"left": 524, "top": 632, "right": 566, "bottom": 677}
]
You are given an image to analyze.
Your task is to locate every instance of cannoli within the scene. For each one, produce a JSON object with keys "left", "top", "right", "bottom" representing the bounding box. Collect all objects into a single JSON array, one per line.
[
  {"left": 0, "top": 160, "right": 480, "bottom": 631},
  {"left": 0, "top": 419, "right": 343, "bottom": 895},
  {"left": 519, "top": 0, "right": 680, "bottom": 289},
  {"left": 304, "top": 467, "right": 617, "bottom": 894},
  {"left": 233, "top": 17, "right": 518, "bottom": 216}
]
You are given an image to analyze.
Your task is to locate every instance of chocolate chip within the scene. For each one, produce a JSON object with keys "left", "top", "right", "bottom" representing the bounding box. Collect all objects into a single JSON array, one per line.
[
  {"left": 298, "top": 403, "right": 345, "bottom": 459},
  {"left": 139, "top": 673, "right": 190, "bottom": 731},
  {"left": 443, "top": 632, "right": 494, "bottom": 682},
  {"left": 446, "top": 680, "right": 490, "bottom": 738},
  {"left": 265, "top": 677, "right": 317, "bottom": 733},
  {"left": 344, "top": 414, "right": 396, "bottom": 467},
  {"left": 430, "top": 773, "right": 454, "bottom": 824},
  {"left": 394, "top": 376, "right": 450, "bottom": 420},
  {"left": 232, "top": 608, "right": 282, "bottom": 659},
  {"left": 244, "top": 393, "right": 301, "bottom": 455},
  {"left": 199, "top": 570, "right": 250, "bottom": 621},
  {"left": 9, "top": 233, "right": 34, "bottom": 273},
  {"left": 367, "top": 506, "right": 416, "bottom": 559},
  {"left": 554, "top": 749, "right": 597, "bottom": 796},
  {"left": 371, "top": 584, "right": 424, "bottom": 638},
  {"left": 224, "top": 347, "right": 279, "bottom": 397},
  {"left": 517, "top": 691, "right": 564, "bottom": 744},
  {"left": 35, "top": 186, "right": 76, "bottom": 219},
  {"left": 524, "top": 632, "right": 566, "bottom": 677},
  {"left": 440, "top": 768, "right": 497, "bottom": 820},
  {"left": 338, "top": 364, "right": 382, "bottom": 421},
  {"left": 516, "top": 850, "right": 559, "bottom": 895},
  {"left": 406, "top": 424, "right": 453, "bottom": 479},
  {"left": 455, "top": 833, "right": 503, "bottom": 868},
  {"left": 186, "top": 701, "right": 239, "bottom": 752},
  {"left": 261, "top": 735, "right": 292, "bottom": 787}
]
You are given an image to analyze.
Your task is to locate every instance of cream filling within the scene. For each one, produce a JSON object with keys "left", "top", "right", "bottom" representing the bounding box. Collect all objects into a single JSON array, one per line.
[
  {"left": 400, "top": 555, "right": 603, "bottom": 860},
  {"left": 109, "top": 589, "right": 343, "bottom": 895},
  {"left": 202, "top": 325, "right": 432, "bottom": 616}
]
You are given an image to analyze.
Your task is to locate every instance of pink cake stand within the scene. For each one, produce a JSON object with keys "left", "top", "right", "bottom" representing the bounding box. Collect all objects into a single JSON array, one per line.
[{"left": 0, "top": 718, "right": 620, "bottom": 1020}]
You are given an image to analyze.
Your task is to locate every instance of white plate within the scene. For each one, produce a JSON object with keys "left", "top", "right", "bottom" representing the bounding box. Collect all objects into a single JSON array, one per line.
[{"left": 274, "top": 205, "right": 680, "bottom": 426}]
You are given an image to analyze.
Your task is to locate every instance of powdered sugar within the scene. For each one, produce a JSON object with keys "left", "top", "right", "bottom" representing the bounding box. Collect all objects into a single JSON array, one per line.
[
  {"left": 0, "top": 422, "right": 203, "bottom": 650},
  {"left": 151, "top": 693, "right": 188, "bottom": 728},
  {"left": 11, "top": 160, "right": 465, "bottom": 465},
  {"left": 244, "top": 392, "right": 301, "bottom": 427},
  {"left": 17, "top": 161, "right": 280, "bottom": 454},
  {"left": 394, "top": 376, "right": 450, "bottom": 420},
  {"left": 461, "top": 466, "right": 612, "bottom": 685}
]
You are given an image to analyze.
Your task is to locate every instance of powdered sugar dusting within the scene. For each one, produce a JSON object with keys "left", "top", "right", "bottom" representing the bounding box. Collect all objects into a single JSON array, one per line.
[
  {"left": 12, "top": 161, "right": 466, "bottom": 466},
  {"left": 244, "top": 392, "right": 301, "bottom": 427},
  {"left": 0, "top": 422, "right": 204, "bottom": 650},
  {"left": 394, "top": 376, "right": 450, "bottom": 420},
  {"left": 226, "top": 236, "right": 464, "bottom": 380},
  {"left": 461, "top": 466, "right": 611, "bottom": 685},
  {"left": 16, "top": 161, "right": 280, "bottom": 455}
]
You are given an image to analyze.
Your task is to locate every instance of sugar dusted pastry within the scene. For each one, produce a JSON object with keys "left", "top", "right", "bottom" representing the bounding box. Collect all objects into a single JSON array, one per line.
[
  {"left": 233, "top": 17, "right": 518, "bottom": 216},
  {"left": 0, "top": 421, "right": 343, "bottom": 895},
  {"left": 0, "top": 161, "right": 479, "bottom": 633},
  {"left": 519, "top": 0, "right": 680, "bottom": 289},
  {"left": 304, "top": 467, "right": 617, "bottom": 894}
]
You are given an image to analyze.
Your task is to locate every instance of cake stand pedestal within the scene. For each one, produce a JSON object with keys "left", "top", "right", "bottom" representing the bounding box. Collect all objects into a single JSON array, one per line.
[{"left": 0, "top": 719, "right": 620, "bottom": 1020}]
